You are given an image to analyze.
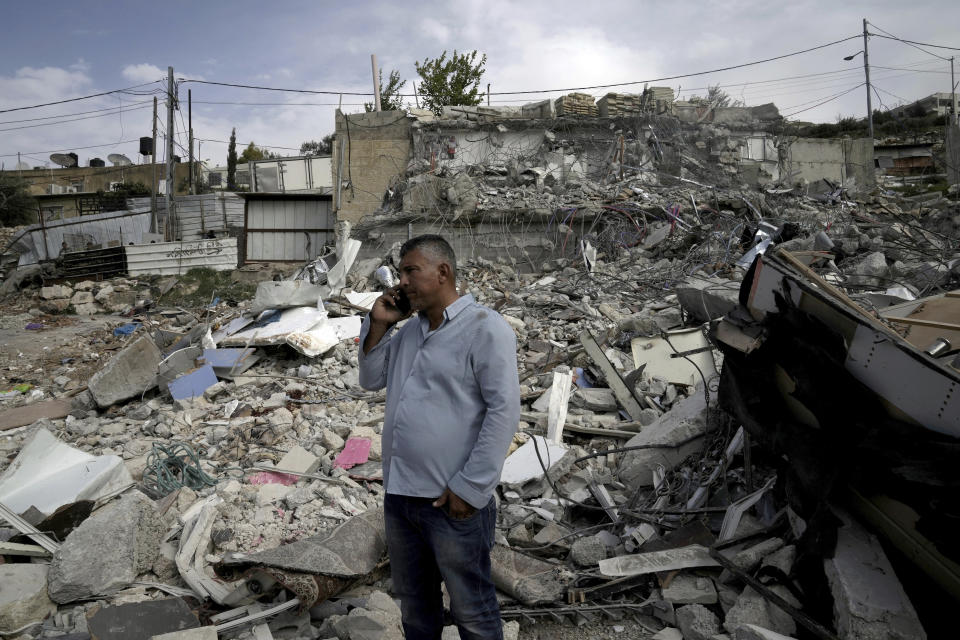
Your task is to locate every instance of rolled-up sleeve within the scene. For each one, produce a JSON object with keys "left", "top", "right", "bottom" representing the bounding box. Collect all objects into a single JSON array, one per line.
[
  {"left": 447, "top": 316, "right": 521, "bottom": 508},
  {"left": 358, "top": 315, "right": 391, "bottom": 391}
]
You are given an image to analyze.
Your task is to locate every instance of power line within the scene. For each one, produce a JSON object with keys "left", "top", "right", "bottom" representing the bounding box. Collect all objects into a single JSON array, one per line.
[
  {"left": 868, "top": 30, "right": 959, "bottom": 57},
  {"left": 0, "top": 81, "right": 164, "bottom": 115},
  {"left": 196, "top": 137, "right": 300, "bottom": 151},
  {"left": 178, "top": 34, "right": 861, "bottom": 98},
  {"left": 0, "top": 139, "right": 144, "bottom": 158},
  {"left": 782, "top": 83, "right": 865, "bottom": 118},
  {"left": 0, "top": 103, "right": 153, "bottom": 133},
  {"left": 0, "top": 99, "right": 155, "bottom": 126}
]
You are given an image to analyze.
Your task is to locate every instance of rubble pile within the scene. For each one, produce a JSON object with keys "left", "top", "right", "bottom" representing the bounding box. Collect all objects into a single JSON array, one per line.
[{"left": 1, "top": 147, "right": 959, "bottom": 639}]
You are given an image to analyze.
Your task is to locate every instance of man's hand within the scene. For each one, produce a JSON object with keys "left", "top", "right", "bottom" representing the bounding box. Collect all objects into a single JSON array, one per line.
[
  {"left": 370, "top": 286, "right": 410, "bottom": 326},
  {"left": 433, "top": 488, "right": 476, "bottom": 520},
  {"left": 363, "top": 287, "right": 412, "bottom": 355}
]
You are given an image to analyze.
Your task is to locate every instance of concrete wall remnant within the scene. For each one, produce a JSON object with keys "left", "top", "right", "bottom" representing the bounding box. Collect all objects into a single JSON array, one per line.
[{"left": 333, "top": 111, "right": 413, "bottom": 225}]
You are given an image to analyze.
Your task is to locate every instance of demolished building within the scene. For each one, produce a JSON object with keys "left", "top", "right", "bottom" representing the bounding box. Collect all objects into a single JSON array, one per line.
[{"left": 0, "top": 92, "right": 958, "bottom": 640}]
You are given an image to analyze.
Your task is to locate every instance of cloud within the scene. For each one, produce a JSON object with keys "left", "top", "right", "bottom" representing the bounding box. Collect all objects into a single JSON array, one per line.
[{"left": 121, "top": 63, "right": 167, "bottom": 84}]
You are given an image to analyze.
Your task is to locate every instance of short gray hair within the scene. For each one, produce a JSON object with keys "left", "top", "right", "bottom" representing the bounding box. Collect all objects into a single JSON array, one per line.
[{"left": 399, "top": 234, "right": 457, "bottom": 279}]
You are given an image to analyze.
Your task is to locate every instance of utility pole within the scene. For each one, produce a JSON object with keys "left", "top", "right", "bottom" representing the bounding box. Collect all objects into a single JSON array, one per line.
[
  {"left": 165, "top": 66, "right": 176, "bottom": 241},
  {"left": 150, "top": 96, "right": 158, "bottom": 234},
  {"left": 487, "top": 83, "right": 491, "bottom": 106},
  {"left": 951, "top": 56, "right": 957, "bottom": 125},
  {"left": 188, "top": 89, "right": 194, "bottom": 195},
  {"left": 371, "top": 54, "right": 382, "bottom": 112},
  {"left": 17, "top": 152, "right": 22, "bottom": 178},
  {"left": 862, "top": 18, "right": 874, "bottom": 139}
]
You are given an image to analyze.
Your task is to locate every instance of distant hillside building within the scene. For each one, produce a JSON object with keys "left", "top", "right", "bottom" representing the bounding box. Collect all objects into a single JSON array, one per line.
[{"left": 892, "top": 92, "right": 958, "bottom": 118}]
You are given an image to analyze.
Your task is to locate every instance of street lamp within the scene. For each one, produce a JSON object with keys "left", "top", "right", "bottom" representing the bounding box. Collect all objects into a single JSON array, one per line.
[{"left": 843, "top": 51, "right": 863, "bottom": 61}]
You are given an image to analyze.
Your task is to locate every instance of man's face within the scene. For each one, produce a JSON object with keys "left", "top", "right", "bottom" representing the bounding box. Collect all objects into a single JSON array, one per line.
[{"left": 398, "top": 248, "right": 443, "bottom": 311}]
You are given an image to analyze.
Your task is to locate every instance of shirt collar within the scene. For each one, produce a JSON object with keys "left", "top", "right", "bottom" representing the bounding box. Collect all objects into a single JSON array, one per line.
[{"left": 418, "top": 294, "right": 475, "bottom": 335}]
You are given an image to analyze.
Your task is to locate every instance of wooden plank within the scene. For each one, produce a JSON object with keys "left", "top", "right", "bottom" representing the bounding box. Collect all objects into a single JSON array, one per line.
[
  {"left": 561, "top": 423, "right": 637, "bottom": 439},
  {"left": 546, "top": 367, "right": 573, "bottom": 444},
  {"left": 579, "top": 331, "right": 644, "bottom": 421},
  {"left": 0, "top": 397, "right": 73, "bottom": 431},
  {"left": 885, "top": 316, "right": 960, "bottom": 332},
  {"left": 0, "top": 541, "right": 50, "bottom": 557}
]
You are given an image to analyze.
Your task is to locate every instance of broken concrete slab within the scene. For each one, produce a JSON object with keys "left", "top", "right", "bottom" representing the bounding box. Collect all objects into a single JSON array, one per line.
[
  {"left": 676, "top": 276, "right": 741, "bottom": 323},
  {"left": 676, "top": 603, "right": 721, "bottom": 640},
  {"left": 569, "top": 534, "right": 608, "bottom": 566},
  {"left": 723, "top": 586, "right": 798, "bottom": 637},
  {"left": 661, "top": 573, "right": 718, "bottom": 605},
  {"left": 599, "top": 544, "right": 720, "bottom": 577},
  {"left": 0, "top": 564, "right": 57, "bottom": 631},
  {"left": 86, "top": 598, "right": 200, "bottom": 640},
  {"left": 618, "top": 388, "right": 714, "bottom": 488},
  {"left": 490, "top": 543, "right": 570, "bottom": 606},
  {"left": 0, "top": 427, "right": 133, "bottom": 518},
  {"left": 48, "top": 490, "right": 164, "bottom": 603},
  {"left": 824, "top": 508, "right": 926, "bottom": 640},
  {"left": 221, "top": 506, "right": 386, "bottom": 581},
  {"left": 651, "top": 628, "right": 683, "bottom": 640},
  {"left": 277, "top": 444, "right": 320, "bottom": 475},
  {"left": 88, "top": 334, "right": 162, "bottom": 407}
]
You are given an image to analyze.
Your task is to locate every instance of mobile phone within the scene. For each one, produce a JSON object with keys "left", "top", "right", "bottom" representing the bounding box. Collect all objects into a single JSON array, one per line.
[{"left": 394, "top": 289, "right": 411, "bottom": 314}]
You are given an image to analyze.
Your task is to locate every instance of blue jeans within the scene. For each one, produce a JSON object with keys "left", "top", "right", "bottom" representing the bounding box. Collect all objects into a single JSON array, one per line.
[{"left": 384, "top": 493, "right": 502, "bottom": 640}]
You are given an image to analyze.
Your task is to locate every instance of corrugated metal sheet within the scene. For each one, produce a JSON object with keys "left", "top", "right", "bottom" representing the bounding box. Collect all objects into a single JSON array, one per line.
[
  {"left": 14, "top": 208, "right": 152, "bottom": 266},
  {"left": 125, "top": 237, "right": 238, "bottom": 275},
  {"left": 128, "top": 193, "right": 244, "bottom": 240},
  {"left": 245, "top": 198, "right": 334, "bottom": 262}
]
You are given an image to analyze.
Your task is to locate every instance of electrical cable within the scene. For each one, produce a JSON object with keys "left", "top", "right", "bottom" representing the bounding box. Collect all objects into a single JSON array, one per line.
[
  {"left": 178, "top": 34, "right": 861, "bottom": 98},
  {"left": 0, "top": 139, "right": 144, "bottom": 158},
  {"left": 0, "top": 80, "right": 164, "bottom": 114},
  {"left": 0, "top": 99, "right": 154, "bottom": 126},
  {"left": 868, "top": 25, "right": 954, "bottom": 60},
  {"left": 141, "top": 441, "right": 219, "bottom": 496},
  {"left": 0, "top": 103, "right": 153, "bottom": 133},
  {"left": 782, "top": 83, "right": 865, "bottom": 118}
]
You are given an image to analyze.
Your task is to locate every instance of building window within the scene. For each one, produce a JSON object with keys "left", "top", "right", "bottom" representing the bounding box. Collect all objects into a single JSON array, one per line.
[
  {"left": 208, "top": 173, "right": 223, "bottom": 186},
  {"left": 236, "top": 170, "right": 250, "bottom": 185}
]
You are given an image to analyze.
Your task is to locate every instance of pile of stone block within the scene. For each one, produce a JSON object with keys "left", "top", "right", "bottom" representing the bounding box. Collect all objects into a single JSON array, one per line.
[
  {"left": 554, "top": 93, "right": 599, "bottom": 117},
  {"left": 597, "top": 92, "right": 643, "bottom": 117}
]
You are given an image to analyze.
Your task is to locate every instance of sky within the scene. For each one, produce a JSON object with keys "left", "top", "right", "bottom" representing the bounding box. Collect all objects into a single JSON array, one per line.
[{"left": 1, "top": 0, "right": 958, "bottom": 169}]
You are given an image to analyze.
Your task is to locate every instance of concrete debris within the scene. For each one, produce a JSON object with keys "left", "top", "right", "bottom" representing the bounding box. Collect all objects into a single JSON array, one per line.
[
  {"left": 0, "top": 564, "right": 57, "bottom": 632},
  {"left": 676, "top": 603, "right": 721, "bottom": 640},
  {"left": 824, "top": 509, "right": 926, "bottom": 640},
  {"left": 1, "top": 103, "right": 958, "bottom": 640},
  {"left": 87, "top": 334, "right": 162, "bottom": 407},
  {"left": 85, "top": 597, "right": 200, "bottom": 640},
  {"left": 48, "top": 490, "right": 163, "bottom": 603}
]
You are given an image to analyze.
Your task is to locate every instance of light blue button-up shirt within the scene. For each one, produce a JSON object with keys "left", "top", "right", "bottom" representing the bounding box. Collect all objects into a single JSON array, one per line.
[{"left": 358, "top": 294, "right": 520, "bottom": 509}]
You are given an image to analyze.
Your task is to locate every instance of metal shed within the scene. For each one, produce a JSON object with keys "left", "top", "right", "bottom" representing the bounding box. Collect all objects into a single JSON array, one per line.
[{"left": 242, "top": 193, "right": 334, "bottom": 263}]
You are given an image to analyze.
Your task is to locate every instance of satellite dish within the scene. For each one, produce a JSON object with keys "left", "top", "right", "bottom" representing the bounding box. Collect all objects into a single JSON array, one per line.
[
  {"left": 108, "top": 153, "right": 132, "bottom": 166},
  {"left": 50, "top": 153, "right": 77, "bottom": 168},
  {"left": 15, "top": 161, "right": 30, "bottom": 170}
]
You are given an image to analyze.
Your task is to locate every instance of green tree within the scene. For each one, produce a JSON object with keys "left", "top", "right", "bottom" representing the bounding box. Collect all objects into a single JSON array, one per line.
[
  {"left": 238, "top": 142, "right": 276, "bottom": 163},
  {"left": 0, "top": 175, "right": 36, "bottom": 227},
  {"left": 300, "top": 134, "right": 335, "bottom": 156},
  {"left": 414, "top": 50, "right": 487, "bottom": 115},
  {"left": 227, "top": 128, "right": 238, "bottom": 190},
  {"left": 364, "top": 69, "right": 407, "bottom": 112}
]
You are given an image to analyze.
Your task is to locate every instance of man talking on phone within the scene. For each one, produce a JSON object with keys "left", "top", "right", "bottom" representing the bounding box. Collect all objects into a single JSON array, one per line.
[{"left": 359, "top": 235, "right": 520, "bottom": 640}]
